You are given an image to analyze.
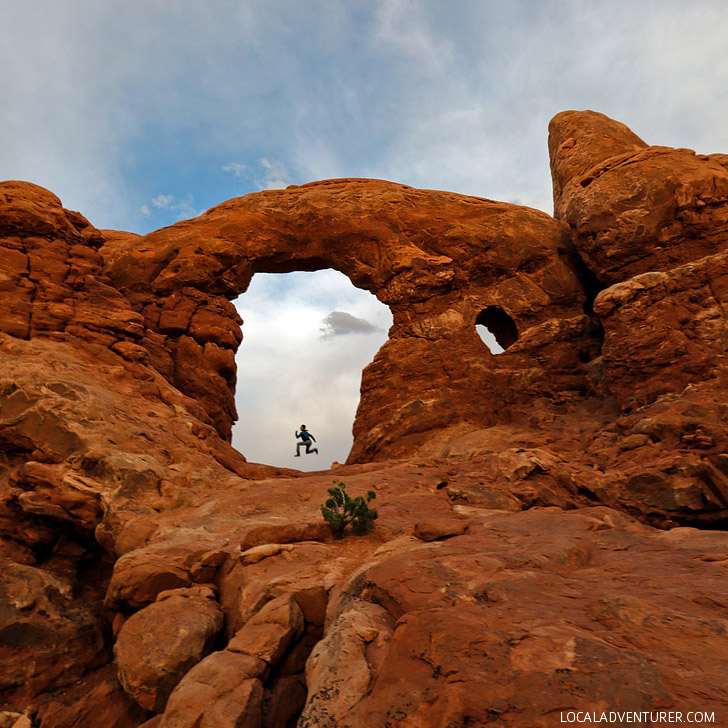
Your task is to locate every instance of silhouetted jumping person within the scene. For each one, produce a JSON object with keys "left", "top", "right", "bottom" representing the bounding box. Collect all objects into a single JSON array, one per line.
[{"left": 295, "top": 425, "right": 318, "bottom": 457}]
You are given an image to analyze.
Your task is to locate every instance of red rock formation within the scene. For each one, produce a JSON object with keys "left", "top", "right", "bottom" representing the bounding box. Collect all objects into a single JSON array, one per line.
[
  {"left": 301, "top": 509, "right": 728, "bottom": 727},
  {"left": 0, "top": 558, "right": 108, "bottom": 702},
  {"left": 0, "top": 182, "right": 142, "bottom": 349},
  {"left": 100, "top": 180, "right": 596, "bottom": 461},
  {"left": 32, "top": 666, "right": 147, "bottom": 728},
  {"left": 549, "top": 110, "right": 728, "bottom": 285},
  {"left": 2, "top": 111, "right": 728, "bottom": 727},
  {"left": 548, "top": 112, "right": 728, "bottom": 529}
]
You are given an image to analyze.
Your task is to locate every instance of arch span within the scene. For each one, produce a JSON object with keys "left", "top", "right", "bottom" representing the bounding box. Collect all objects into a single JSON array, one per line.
[{"left": 102, "top": 178, "right": 595, "bottom": 463}]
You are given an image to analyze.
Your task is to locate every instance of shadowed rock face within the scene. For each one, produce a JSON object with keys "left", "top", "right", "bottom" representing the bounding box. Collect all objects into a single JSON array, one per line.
[{"left": 2, "top": 112, "right": 728, "bottom": 727}]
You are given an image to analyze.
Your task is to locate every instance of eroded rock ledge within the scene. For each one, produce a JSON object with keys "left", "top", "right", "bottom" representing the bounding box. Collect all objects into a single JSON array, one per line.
[{"left": 1, "top": 111, "right": 727, "bottom": 727}]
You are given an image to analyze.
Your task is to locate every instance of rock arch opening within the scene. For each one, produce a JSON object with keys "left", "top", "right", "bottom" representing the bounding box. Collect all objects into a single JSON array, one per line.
[
  {"left": 475, "top": 306, "right": 518, "bottom": 354},
  {"left": 231, "top": 270, "right": 392, "bottom": 471}
]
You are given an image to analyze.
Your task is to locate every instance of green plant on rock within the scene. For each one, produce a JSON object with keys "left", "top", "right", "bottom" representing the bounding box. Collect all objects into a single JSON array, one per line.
[{"left": 321, "top": 480, "right": 377, "bottom": 537}]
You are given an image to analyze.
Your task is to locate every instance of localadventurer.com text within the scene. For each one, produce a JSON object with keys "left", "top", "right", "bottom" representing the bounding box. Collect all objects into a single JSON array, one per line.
[{"left": 560, "top": 711, "right": 715, "bottom": 724}]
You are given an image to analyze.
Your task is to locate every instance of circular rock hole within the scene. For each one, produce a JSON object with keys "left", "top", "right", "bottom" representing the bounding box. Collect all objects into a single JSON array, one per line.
[{"left": 475, "top": 306, "right": 518, "bottom": 354}]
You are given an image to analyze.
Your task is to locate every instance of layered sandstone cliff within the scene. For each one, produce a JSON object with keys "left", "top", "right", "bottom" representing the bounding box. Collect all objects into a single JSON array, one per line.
[{"left": 1, "top": 111, "right": 727, "bottom": 727}]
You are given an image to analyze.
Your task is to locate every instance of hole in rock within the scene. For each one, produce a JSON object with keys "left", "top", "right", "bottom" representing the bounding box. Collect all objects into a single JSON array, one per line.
[
  {"left": 231, "top": 270, "right": 392, "bottom": 471},
  {"left": 475, "top": 306, "right": 518, "bottom": 354}
]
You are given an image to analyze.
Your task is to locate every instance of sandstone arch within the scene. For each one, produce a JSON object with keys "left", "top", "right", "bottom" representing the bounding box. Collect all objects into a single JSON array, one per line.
[
  {"left": 101, "top": 178, "right": 595, "bottom": 462},
  {"left": 5, "top": 111, "right": 728, "bottom": 724}
]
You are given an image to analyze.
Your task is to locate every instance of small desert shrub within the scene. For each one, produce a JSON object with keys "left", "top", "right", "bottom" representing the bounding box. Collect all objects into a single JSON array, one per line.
[{"left": 321, "top": 480, "right": 377, "bottom": 537}]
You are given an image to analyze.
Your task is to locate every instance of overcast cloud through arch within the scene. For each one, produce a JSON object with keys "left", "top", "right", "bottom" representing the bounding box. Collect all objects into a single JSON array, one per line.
[
  {"left": 231, "top": 271, "right": 392, "bottom": 470},
  {"left": 320, "top": 311, "right": 384, "bottom": 341}
]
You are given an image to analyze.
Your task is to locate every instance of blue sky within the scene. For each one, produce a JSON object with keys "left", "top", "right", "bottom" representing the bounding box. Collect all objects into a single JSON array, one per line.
[
  {"left": 3, "top": 0, "right": 727, "bottom": 468},
  {"left": 4, "top": 1, "right": 727, "bottom": 232}
]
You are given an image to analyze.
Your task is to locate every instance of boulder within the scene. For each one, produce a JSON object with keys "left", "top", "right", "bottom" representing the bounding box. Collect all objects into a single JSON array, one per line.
[
  {"left": 157, "top": 596, "right": 305, "bottom": 728},
  {"left": 413, "top": 518, "right": 468, "bottom": 541},
  {"left": 549, "top": 110, "right": 728, "bottom": 285},
  {"left": 114, "top": 587, "right": 223, "bottom": 712},
  {"left": 227, "top": 595, "right": 305, "bottom": 665},
  {"left": 593, "top": 252, "right": 728, "bottom": 409},
  {"left": 158, "top": 651, "right": 264, "bottom": 728},
  {"left": 34, "top": 671, "right": 148, "bottom": 728}
]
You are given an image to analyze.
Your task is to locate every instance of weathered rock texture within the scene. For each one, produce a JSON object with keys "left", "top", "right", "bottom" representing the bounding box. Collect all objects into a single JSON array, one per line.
[
  {"left": 550, "top": 110, "right": 728, "bottom": 285},
  {"left": 1, "top": 110, "right": 728, "bottom": 727}
]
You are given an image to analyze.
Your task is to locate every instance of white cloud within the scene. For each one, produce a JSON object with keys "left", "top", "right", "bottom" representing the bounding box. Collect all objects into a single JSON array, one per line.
[
  {"left": 223, "top": 158, "right": 294, "bottom": 192},
  {"left": 0, "top": 1, "right": 270, "bottom": 229},
  {"left": 222, "top": 162, "right": 248, "bottom": 177},
  {"left": 152, "top": 194, "right": 175, "bottom": 209},
  {"left": 143, "top": 193, "right": 200, "bottom": 220},
  {"left": 256, "top": 158, "right": 292, "bottom": 190},
  {"left": 320, "top": 311, "right": 382, "bottom": 340},
  {"left": 3, "top": 1, "right": 727, "bottom": 232},
  {"left": 373, "top": 0, "right": 455, "bottom": 73}
]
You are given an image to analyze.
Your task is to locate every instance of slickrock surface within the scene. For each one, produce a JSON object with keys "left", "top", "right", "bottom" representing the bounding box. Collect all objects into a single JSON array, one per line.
[{"left": 1, "top": 111, "right": 727, "bottom": 727}]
